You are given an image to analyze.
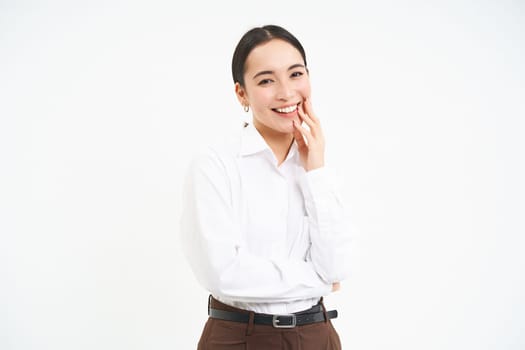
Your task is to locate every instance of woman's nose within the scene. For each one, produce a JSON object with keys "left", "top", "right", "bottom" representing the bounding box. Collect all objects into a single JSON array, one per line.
[{"left": 275, "top": 82, "right": 294, "bottom": 100}]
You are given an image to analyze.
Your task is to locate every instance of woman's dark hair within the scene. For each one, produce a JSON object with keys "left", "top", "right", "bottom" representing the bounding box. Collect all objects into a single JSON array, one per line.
[{"left": 231, "top": 25, "right": 307, "bottom": 87}]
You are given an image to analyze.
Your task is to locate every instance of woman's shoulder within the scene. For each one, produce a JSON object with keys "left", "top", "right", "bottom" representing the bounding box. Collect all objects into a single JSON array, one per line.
[{"left": 186, "top": 123, "right": 245, "bottom": 173}]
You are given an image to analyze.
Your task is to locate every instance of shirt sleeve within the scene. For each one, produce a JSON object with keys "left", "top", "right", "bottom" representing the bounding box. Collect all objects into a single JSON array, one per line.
[
  {"left": 180, "top": 150, "right": 332, "bottom": 303},
  {"left": 301, "top": 166, "right": 353, "bottom": 283}
]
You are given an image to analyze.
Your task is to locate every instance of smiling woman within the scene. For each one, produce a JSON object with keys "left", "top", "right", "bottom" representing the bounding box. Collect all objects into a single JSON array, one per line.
[{"left": 180, "top": 25, "right": 352, "bottom": 349}]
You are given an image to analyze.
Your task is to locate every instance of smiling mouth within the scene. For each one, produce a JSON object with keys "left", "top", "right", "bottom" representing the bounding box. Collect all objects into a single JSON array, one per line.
[{"left": 272, "top": 103, "right": 300, "bottom": 114}]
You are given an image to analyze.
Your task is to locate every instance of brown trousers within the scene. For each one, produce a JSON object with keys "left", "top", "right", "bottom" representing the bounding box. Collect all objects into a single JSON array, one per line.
[{"left": 197, "top": 296, "right": 342, "bottom": 350}]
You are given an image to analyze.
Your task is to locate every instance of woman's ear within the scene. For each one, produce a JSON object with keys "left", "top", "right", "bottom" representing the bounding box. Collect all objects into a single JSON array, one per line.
[{"left": 235, "top": 82, "right": 248, "bottom": 106}]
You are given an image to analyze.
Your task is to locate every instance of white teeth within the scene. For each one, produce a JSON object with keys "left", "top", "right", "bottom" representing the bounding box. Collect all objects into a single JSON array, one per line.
[{"left": 275, "top": 104, "right": 297, "bottom": 113}]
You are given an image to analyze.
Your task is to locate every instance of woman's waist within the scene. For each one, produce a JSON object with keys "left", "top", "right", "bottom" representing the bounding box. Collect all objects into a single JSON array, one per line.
[{"left": 212, "top": 295, "right": 321, "bottom": 315}]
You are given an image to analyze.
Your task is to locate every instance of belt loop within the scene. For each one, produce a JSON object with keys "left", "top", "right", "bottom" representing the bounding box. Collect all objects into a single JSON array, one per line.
[
  {"left": 246, "top": 311, "right": 255, "bottom": 336},
  {"left": 320, "top": 297, "right": 329, "bottom": 323},
  {"left": 208, "top": 294, "right": 212, "bottom": 315}
]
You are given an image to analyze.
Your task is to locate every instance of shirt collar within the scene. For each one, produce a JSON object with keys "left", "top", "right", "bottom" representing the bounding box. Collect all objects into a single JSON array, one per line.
[
  {"left": 239, "top": 122, "right": 298, "bottom": 160},
  {"left": 239, "top": 122, "right": 272, "bottom": 156}
]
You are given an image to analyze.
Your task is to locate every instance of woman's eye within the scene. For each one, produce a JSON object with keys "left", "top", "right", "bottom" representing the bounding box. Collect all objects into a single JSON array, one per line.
[
  {"left": 291, "top": 71, "right": 304, "bottom": 78},
  {"left": 258, "top": 79, "right": 273, "bottom": 85}
]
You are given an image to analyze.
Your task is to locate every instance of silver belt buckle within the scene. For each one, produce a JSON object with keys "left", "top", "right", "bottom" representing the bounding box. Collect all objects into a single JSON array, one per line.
[{"left": 272, "top": 314, "right": 297, "bottom": 328}]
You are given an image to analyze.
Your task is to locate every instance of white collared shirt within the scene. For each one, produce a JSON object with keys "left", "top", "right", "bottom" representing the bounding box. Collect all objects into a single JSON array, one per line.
[{"left": 180, "top": 122, "right": 352, "bottom": 314}]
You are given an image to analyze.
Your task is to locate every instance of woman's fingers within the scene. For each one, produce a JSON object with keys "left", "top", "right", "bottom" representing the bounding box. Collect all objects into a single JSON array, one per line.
[
  {"left": 293, "top": 119, "right": 313, "bottom": 144},
  {"left": 292, "top": 120, "right": 307, "bottom": 147},
  {"left": 303, "top": 98, "right": 319, "bottom": 123},
  {"left": 293, "top": 98, "right": 325, "bottom": 171},
  {"left": 297, "top": 101, "right": 312, "bottom": 125},
  {"left": 298, "top": 99, "right": 320, "bottom": 137},
  {"left": 300, "top": 98, "right": 319, "bottom": 125}
]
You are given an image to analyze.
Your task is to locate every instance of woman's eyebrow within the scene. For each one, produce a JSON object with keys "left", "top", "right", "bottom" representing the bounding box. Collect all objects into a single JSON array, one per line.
[
  {"left": 252, "top": 63, "right": 306, "bottom": 80},
  {"left": 288, "top": 63, "right": 305, "bottom": 71},
  {"left": 253, "top": 70, "right": 273, "bottom": 79}
]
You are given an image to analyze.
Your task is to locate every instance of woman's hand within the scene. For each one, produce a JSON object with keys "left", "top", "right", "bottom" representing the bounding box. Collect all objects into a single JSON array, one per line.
[
  {"left": 332, "top": 282, "right": 341, "bottom": 292},
  {"left": 292, "top": 98, "right": 325, "bottom": 172}
]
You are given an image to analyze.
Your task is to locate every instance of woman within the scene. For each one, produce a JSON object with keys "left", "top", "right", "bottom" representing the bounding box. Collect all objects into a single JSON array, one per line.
[{"left": 181, "top": 24, "right": 352, "bottom": 349}]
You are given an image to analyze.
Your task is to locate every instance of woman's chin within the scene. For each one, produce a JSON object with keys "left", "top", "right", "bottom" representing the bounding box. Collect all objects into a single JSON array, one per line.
[
  {"left": 270, "top": 119, "right": 296, "bottom": 134},
  {"left": 254, "top": 117, "right": 297, "bottom": 136},
  {"left": 280, "top": 121, "right": 296, "bottom": 134}
]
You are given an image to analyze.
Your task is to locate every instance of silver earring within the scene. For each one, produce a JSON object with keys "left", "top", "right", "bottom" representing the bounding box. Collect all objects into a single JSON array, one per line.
[{"left": 243, "top": 105, "right": 249, "bottom": 113}]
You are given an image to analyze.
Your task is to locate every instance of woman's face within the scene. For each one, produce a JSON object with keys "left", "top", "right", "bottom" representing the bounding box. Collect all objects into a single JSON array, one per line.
[{"left": 236, "top": 39, "right": 311, "bottom": 136}]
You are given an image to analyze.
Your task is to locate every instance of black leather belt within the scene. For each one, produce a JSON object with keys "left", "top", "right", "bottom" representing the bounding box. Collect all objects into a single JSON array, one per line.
[{"left": 208, "top": 306, "right": 338, "bottom": 328}]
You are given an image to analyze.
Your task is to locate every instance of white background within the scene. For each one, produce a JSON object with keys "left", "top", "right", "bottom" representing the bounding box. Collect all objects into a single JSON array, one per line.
[{"left": 1, "top": 0, "right": 524, "bottom": 349}]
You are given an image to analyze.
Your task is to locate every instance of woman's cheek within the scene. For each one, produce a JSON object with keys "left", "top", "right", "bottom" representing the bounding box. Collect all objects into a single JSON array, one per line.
[{"left": 299, "top": 81, "right": 311, "bottom": 99}]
